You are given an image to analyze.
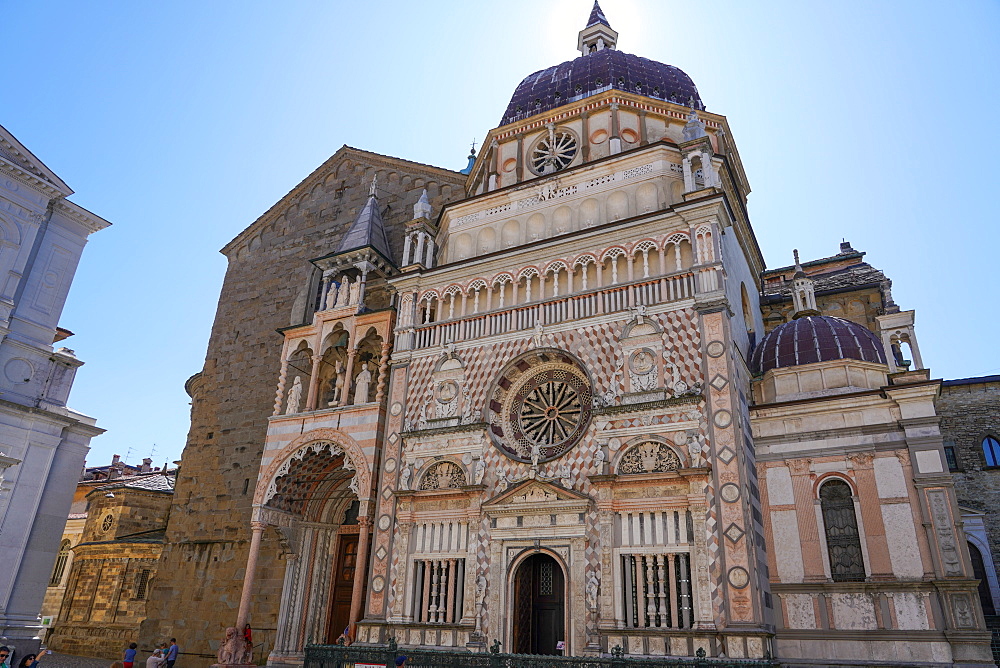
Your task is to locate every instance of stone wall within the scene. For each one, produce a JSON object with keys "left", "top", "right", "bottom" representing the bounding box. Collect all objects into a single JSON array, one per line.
[
  {"left": 938, "top": 377, "right": 1000, "bottom": 559},
  {"left": 138, "top": 147, "right": 466, "bottom": 665}
]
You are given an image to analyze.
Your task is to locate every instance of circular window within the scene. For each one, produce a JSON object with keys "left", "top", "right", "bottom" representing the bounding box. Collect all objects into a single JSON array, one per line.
[
  {"left": 528, "top": 126, "right": 579, "bottom": 176},
  {"left": 486, "top": 351, "right": 593, "bottom": 463},
  {"left": 101, "top": 514, "right": 114, "bottom": 533}
]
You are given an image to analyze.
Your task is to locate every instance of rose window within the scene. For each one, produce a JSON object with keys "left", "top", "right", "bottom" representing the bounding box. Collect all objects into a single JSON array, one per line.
[
  {"left": 486, "top": 351, "right": 592, "bottom": 463},
  {"left": 101, "top": 514, "right": 114, "bottom": 533},
  {"left": 529, "top": 126, "right": 579, "bottom": 175}
]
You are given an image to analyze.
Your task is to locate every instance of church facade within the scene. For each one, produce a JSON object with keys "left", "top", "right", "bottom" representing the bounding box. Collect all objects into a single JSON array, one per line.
[{"left": 144, "top": 5, "right": 994, "bottom": 666}]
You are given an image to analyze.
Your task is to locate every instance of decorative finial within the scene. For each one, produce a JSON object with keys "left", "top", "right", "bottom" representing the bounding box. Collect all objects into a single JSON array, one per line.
[
  {"left": 369, "top": 175, "right": 378, "bottom": 198},
  {"left": 470, "top": 138, "right": 477, "bottom": 157},
  {"left": 793, "top": 249, "right": 801, "bottom": 268}
]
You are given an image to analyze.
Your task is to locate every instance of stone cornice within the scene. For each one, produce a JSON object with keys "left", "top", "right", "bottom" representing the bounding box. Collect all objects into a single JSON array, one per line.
[{"left": 54, "top": 199, "right": 112, "bottom": 234}]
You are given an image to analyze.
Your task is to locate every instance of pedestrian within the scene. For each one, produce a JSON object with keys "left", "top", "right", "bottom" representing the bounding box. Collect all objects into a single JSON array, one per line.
[
  {"left": 0, "top": 646, "right": 10, "bottom": 668},
  {"left": 17, "top": 652, "right": 47, "bottom": 668},
  {"left": 394, "top": 656, "right": 407, "bottom": 667},
  {"left": 110, "top": 662, "right": 124, "bottom": 668},
  {"left": 123, "top": 643, "right": 138, "bottom": 668},
  {"left": 146, "top": 643, "right": 167, "bottom": 668},
  {"left": 164, "top": 639, "right": 179, "bottom": 668}
]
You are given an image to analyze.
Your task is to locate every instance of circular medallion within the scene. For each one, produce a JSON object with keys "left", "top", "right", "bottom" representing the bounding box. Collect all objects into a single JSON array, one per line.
[
  {"left": 390, "top": 402, "right": 403, "bottom": 416},
  {"left": 486, "top": 351, "right": 593, "bottom": 463},
  {"left": 384, "top": 458, "right": 397, "bottom": 473},
  {"left": 528, "top": 127, "right": 579, "bottom": 175},
  {"left": 378, "top": 515, "right": 391, "bottom": 531},
  {"left": 706, "top": 341, "right": 726, "bottom": 358},
  {"left": 728, "top": 566, "right": 750, "bottom": 589},
  {"left": 371, "top": 576, "right": 385, "bottom": 593},
  {"left": 713, "top": 410, "right": 732, "bottom": 429},
  {"left": 436, "top": 381, "right": 459, "bottom": 404},
  {"left": 4, "top": 358, "right": 33, "bottom": 384},
  {"left": 720, "top": 483, "right": 741, "bottom": 503},
  {"left": 101, "top": 514, "right": 114, "bottom": 533},
  {"left": 629, "top": 349, "right": 656, "bottom": 375}
]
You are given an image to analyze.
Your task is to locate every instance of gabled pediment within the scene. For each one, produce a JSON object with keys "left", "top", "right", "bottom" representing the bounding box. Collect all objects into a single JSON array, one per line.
[
  {"left": 483, "top": 477, "right": 591, "bottom": 515},
  {"left": 0, "top": 123, "right": 72, "bottom": 195}
]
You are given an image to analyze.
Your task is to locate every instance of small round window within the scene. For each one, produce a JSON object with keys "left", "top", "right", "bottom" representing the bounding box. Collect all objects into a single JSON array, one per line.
[
  {"left": 101, "top": 514, "right": 114, "bottom": 533},
  {"left": 528, "top": 126, "right": 579, "bottom": 176}
]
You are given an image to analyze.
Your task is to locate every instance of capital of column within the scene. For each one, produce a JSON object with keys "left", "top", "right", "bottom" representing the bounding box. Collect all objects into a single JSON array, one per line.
[{"left": 251, "top": 521, "right": 268, "bottom": 532}]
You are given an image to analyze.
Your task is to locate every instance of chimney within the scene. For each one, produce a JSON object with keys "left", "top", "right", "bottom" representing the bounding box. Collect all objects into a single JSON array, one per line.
[
  {"left": 141, "top": 458, "right": 152, "bottom": 473},
  {"left": 112, "top": 454, "right": 121, "bottom": 466}
]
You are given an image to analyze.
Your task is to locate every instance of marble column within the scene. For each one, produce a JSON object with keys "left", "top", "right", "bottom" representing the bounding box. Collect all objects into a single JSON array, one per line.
[{"left": 236, "top": 521, "right": 267, "bottom": 629}]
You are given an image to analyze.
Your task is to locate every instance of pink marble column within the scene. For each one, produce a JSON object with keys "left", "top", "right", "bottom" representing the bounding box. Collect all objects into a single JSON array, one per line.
[{"left": 236, "top": 521, "right": 266, "bottom": 629}]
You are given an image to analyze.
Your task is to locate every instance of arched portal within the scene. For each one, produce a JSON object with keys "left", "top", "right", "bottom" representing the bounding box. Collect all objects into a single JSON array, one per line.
[{"left": 512, "top": 553, "right": 565, "bottom": 655}]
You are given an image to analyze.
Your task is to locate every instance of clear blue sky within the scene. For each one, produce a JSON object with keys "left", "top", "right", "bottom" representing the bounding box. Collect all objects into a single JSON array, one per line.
[{"left": 5, "top": 1, "right": 998, "bottom": 469}]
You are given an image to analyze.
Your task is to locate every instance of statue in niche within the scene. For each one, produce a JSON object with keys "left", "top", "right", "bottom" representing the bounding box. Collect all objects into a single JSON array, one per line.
[
  {"left": 285, "top": 376, "right": 302, "bottom": 414},
  {"left": 594, "top": 448, "right": 606, "bottom": 473},
  {"left": 336, "top": 276, "right": 351, "bottom": 307},
  {"left": 330, "top": 361, "right": 346, "bottom": 405},
  {"left": 325, "top": 281, "right": 339, "bottom": 309},
  {"left": 687, "top": 431, "right": 701, "bottom": 467},
  {"left": 474, "top": 458, "right": 486, "bottom": 485},
  {"left": 586, "top": 573, "right": 600, "bottom": 611},
  {"left": 354, "top": 363, "right": 372, "bottom": 404},
  {"left": 399, "top": 465, "right": 411, "bottom": 491},
  {"left": 349, "top": 278, "right": 361, "bottom": 305}
]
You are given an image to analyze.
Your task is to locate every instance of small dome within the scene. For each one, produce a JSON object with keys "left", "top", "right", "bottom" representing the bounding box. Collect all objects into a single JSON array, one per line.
[
  {"left": 751, "top": 316, "right": 887, "bottom": 375},
  {"left": 500, "top": 49, "right": 702, "bottom": 127}
]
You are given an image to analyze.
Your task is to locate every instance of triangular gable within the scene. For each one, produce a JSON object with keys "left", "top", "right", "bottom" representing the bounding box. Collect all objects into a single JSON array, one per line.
[
  {"left": 0, "top": 123, "right": 72, "bottom": 195},
  {"left": 483, "top": 477, "right": 590, "bottom": 508}
]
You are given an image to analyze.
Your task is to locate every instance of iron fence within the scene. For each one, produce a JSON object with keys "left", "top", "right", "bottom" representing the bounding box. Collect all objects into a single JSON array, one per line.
[{"left": 305, "top": 643, "right": 777, "bottom": 668}]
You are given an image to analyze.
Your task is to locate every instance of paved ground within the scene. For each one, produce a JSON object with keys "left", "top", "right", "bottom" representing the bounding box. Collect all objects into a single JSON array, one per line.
[{"left": 35, "top": 653, "right": 116, "bottom": 668}]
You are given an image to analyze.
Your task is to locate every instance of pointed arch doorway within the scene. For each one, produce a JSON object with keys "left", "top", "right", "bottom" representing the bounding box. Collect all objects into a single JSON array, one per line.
[{"left": 512, "top": 553, "right": 565, "bottom": 655}]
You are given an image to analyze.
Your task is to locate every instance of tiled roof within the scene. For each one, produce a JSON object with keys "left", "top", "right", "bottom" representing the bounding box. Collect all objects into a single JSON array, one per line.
[
  {"left": 763, "top": 263, "right": 887, "bottom": 300},
  {"left": 95, "top": 473, "right": 175, "bottom": 494},
  {"left": 334, "top": 193, "right": 393, "bottom": 261},
  {"left": 751, "top": 316, "right": 887, "bottom": 375},
  {"left": 500, "top": 49, "right": 703, "bottom": 126},
  {"left": 587, "top": 0, "right": 611, "bottom": 28}
]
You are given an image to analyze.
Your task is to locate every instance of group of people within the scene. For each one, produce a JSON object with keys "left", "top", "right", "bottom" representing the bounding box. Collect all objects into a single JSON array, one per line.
[
  {"left": 0, "top": 645, "right": 49, "bottom": 668},
  {"left": 118, "top": 639, "right": 178, "bottom": 668}
]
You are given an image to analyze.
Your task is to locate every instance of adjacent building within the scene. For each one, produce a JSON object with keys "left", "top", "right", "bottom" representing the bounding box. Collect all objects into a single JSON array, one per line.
[{"left": 0, "top": 124, "right": 109, "bottom": 653}]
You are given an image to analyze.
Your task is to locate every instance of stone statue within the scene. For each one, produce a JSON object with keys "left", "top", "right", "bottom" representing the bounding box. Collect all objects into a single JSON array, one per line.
[
  {"left": 530, "top": 443, "right": 541, "bottom": 468},
  {"left": 336, "top": 276, "right": 351, "bottom": 307},
  {"left": 474, "top": 574, "right": 488, "bottom": 635},
  {"left": 325, "top": 281, "right": 338, "bottom": 310},
  {"left": 399, "top": 466, "right": 411, "bottom": 491},
  {"left": 330, "top": 360, "right": 346, "bottom": 405},
  {"left": 285, "top": 376, "right": 302, "bottom": 414},
  {"left": 586, "top": 573, "right": 600, "bottom": 611},
  {"left": 595, "top": 448, "right": 606, "bottom": 472},
  {"left": 349, "top": 278, "right": 361, "bottom": 305},
  {"left": 474, "top": 458, "right": 486, "bottom": 485},
  {"left": 557, "top": 463, "right": 572, "bottom": 486},
  {"left": 497, "top": 468, "right": 509, "bottom": 491},
  {"left": 354, "top": 363, "right": 372, "bottom": 404},
  {"left": 532, "top": 319, "right": 545, "bottom": 347},
  {"left": 217, "top": 626, "right": 251, "bottom": 665},
  {"left": 687, "top": 431, "right": 701, "bottom": 467}
]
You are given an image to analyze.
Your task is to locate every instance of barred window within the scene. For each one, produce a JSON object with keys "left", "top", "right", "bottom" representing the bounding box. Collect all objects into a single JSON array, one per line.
[
  {"left": 820, "top": 480, "right": 866, "bottom": 582},
  {"left": 136, "top": 569, "right": 151, "bottom": 600},
  {"left": 621, "top": 553, "right": 692, "bottom": 629},
  {"left": 49, "top": 540, "right": 70, "bottom": 586},
  {"left": 411, "top": 558, "right": 465, "bottom": 624},
  {"left": 943, "top": 445, "right": 959, "bottom": 471}
]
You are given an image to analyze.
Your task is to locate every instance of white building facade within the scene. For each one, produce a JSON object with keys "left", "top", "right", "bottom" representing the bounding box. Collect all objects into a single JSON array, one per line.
[{"left": 0, "top": 124, "right": 109, "bottom": 653}]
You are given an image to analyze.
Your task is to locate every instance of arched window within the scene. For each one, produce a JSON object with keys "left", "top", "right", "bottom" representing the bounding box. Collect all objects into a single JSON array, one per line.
[
  {"left": 49, "top": 539, "right": 70, "bottom": 586},
  {"left": 967, "top": 541, "right": 996, "bottom": 616},
  {"left": 983, "top": 436, "right": 1000, "bottom": 467},
  {"left": 819, "top": 480, "right": 866, "bottom": 582}
]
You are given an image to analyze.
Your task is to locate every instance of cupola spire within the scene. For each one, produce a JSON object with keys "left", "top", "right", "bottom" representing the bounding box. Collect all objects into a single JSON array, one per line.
[
  {"left": 790, "top": 249, "right": 820, "bottom": 318},
  {"left": 578, "top": 1, "right": 618, "bottom": 56}
]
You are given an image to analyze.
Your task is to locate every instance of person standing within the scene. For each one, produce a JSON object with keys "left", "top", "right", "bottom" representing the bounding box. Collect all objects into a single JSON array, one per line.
[
  {"left": 164, "top": 640, "right": 179, "bottom": 668},
  {"left": 123, "top": 643, "right": 138, "bottom": 668}
]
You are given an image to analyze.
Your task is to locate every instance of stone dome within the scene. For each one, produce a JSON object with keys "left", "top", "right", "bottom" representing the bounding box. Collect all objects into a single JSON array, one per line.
[
  {"left": 751, "top": 316, "right": 887, "bottom": 376},
  {"left": 500, "top": 49, "right": 703, "bottom": 127}
]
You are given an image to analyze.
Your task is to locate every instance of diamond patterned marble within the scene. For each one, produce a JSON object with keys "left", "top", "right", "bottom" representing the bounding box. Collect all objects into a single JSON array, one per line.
[{"left": 724, "top": 523, "right": 745, "bottom": 544}]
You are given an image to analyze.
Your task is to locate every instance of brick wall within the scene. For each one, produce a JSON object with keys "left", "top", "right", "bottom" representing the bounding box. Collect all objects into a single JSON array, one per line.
[{"left": 138, "top": 148, "right": 466, "bottom": 664}]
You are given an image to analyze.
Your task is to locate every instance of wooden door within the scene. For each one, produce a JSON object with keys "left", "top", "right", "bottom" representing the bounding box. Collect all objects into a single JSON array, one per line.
[
  {"left": 512, "top": 554, "right": 565, "bottom": 655},
  {"left": 327, "top": 534, "right": 359, "bottom": 642}
]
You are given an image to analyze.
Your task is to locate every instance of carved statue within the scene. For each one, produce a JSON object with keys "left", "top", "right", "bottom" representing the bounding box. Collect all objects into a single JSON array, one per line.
[
  {"left": 336, "top": 276, "right": 351, "bottom": 307},
  {"left": 474, "top": 458, "right": 486, "bottom": 485},
  {"left": 497, "top": 468, "right": 509, "bottom": 491},
  {"left": 217, "top": 626, "right": 251, "bottom": 665},
  {"left": 474, "top": 574, "right": 488, "bottom": 635},
  {"left": 399, "top": 466, "right": 411, "bottom": 491},
  {"left": 349, "top": 278, "right": 361, "bottom": 305},
  {"left": 331, "top": 360, "right": 346, "bottom": 405},
  {"left": 687, "top": 431, "right": 701, "bottom": 467},
  {"left": 586, "top": 573, "right": 600, "bottom": 611},
  {"left": 325, "top": 281, "right": 338, "bottom": 309},
  {"left": 532, "top": 320, "right": 545, "bottom": 348},
  {"left": 530, "top": 443, "right": 542, "bottom": 468},
  {"left": 595, "top": 448, "right": 606, "bottom": 472},
  {"left": 557, "top": 463, "right": 572, "bottom": 486},
  {"left": 285, "top": 376, "right": 302, "bottom": 414},
  {"left": 354, "top": 363, "right": 372, "bottom": 405}
]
